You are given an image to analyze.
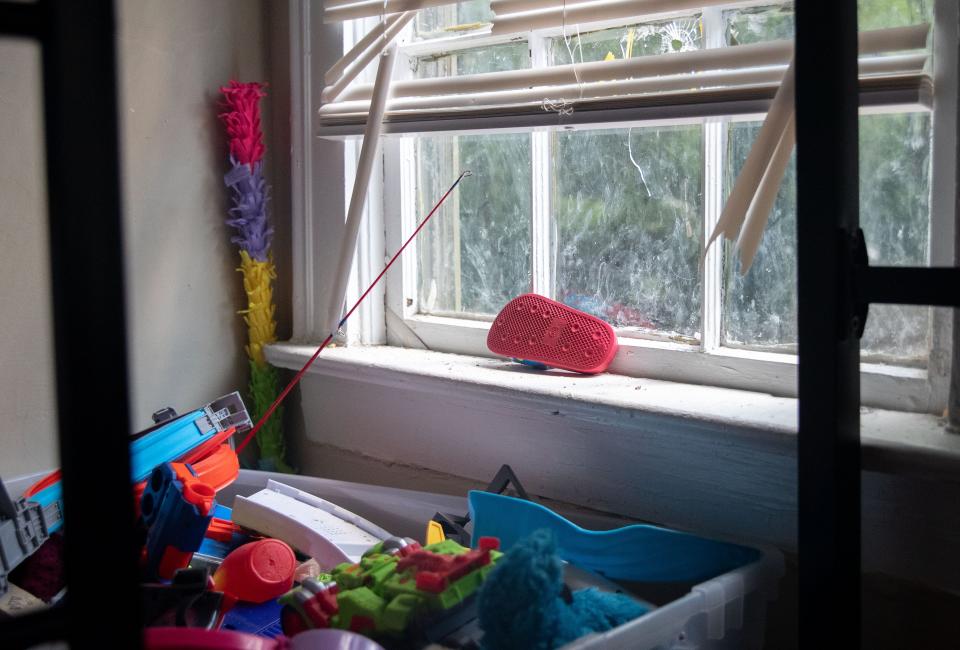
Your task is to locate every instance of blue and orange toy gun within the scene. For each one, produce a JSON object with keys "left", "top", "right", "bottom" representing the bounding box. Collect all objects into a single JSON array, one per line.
[
  {"left": 141, "top": 463, "right": 217, "bottom": 581},
  {"left": 22, "top": 392, "right": 250, "bottom": 534}
]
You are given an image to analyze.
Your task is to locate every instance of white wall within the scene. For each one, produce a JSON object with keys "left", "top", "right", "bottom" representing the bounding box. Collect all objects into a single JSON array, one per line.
[
  {"left": 0, "top": 1, "right": 283, "bottom": 478},
  {"left": 0, "top": 40, "right": 58, "bottom": 477},
  {"left": 118, "top": 0, "right": 274, "bottom": 428}
]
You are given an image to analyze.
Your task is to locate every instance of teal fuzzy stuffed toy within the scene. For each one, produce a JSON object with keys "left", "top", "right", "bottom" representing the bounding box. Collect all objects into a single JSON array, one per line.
[{"left": 477, "top": 529, "right": 647, "bottom": 650}]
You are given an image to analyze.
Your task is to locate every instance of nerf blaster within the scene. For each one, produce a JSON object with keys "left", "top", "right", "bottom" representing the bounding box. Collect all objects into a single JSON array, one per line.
[
  {"left": 141, "top": 463, "right": 216, "bottom": 580},
  {"left": 23, "top": 392, "right": 250, "bottom": 534}
]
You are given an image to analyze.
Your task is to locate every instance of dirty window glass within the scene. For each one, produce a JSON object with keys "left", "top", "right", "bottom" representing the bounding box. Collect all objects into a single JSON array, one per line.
[
  {"left": 725, "top": 3, "right": 794, "bottom": 46},
  {"left": 553, "top": 125, "right": 704, "bottom": 340},
  {"left": 403, "top": 0, "right": 934, "bottom": 370},
  {"left": 412, "top": 42, "right": 530, "bottom": 79},
  {"left": 414, "top": 0, "right": 493, "bottom": 41},
  {"left": 723, "top": 112, "right": 931, "bottom": 364},
  {"left": 725, "top": 1, "right": 931, "bottom": 45},
  {"left": 416, "top": 133, "right": 532, "bottom": 317},
  {"left": 548, "top": 15, "right": 702, "bottom": 65},
  {"left": 857, "top": 0, "right": 931, "bottom": 30}
]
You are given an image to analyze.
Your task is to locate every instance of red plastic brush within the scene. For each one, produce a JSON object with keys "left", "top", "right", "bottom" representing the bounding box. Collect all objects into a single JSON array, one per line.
[{"left": 487, "top": 294, "right": 618, "bottom": 374}]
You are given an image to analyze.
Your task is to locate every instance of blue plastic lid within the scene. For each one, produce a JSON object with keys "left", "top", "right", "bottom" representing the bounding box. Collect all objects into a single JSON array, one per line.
[{"left": 469, "top": 491, "right": 760, "bottom": 583}]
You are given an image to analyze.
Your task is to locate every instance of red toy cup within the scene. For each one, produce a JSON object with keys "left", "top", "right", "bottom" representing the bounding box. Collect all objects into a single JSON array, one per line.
[{"left": 213, "top": 538, "right": 296, "bottom": 605}]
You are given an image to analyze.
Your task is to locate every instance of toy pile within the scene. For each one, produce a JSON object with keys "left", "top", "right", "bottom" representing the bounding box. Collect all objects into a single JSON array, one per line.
[{"left": 1, "top": 409, "right": 664, "bottom": 650}]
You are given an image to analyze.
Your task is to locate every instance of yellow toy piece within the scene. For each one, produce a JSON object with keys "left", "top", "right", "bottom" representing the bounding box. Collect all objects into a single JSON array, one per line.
[{"left": 425, "top": 520, "right": 446, "bottom": 545}]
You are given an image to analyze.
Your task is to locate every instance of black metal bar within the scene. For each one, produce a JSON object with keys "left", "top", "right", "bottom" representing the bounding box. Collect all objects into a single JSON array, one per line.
[
  {"left": 859, "top": 266, "right": 960, "bottom": 307},
  {"left": 36, "top": 0, "right": 143, "bottom": 647},
  {"left": 0, "top": 1, "right": 42, "bottom": 38},
  {"left": 796, "top": 0, "right": 862, "bottom": 647}
]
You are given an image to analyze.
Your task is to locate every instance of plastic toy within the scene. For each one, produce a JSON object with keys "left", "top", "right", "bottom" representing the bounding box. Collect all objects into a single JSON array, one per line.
[
  {"left": 23, "top": 392, "right": 250, "bottom": 533},
  {"left": 142, "top": 567, "right": 224, "bottom": 629},
  {"left": 171, "top": 446, "right": 239, "bottom": 495},
  {"left": 193, "top": 504, "right": 256, "bottom": 569},
  {"left": 487, "top": 294, "right": 618, "bottom": 374},
  {"left": 0, "top": 478, "right": 49, "bottom": 596},
  {"left": 424, "top": 520, "right": 445, "bottom": 545},
  {"left": 214, "top": 539, "right": 296, "bottom": 606},
  {"left": 469, "top": 490, "right": 760, "bottom": 583},
  {"left": 427, "top": 464, "right": 533, "bottom": 548},
  {"left": 221, "top": 597, "right": 285, "bottom": 638},
  {"left": 279, "top": 536, "right": 502, "bottom": 643},
  {"left": 132, "top": 391, "right": 250, "bottom": 483},
  {"left": 145, "top": 627, "right": 285, "bottom": 650},
  {"left": 232, "top": 480, "right": 390, "bottom": 568},
  {"left": 219, "top": 81, "right": 290, "bottom": 473},
  {"left": 141, "top": 463, "right": 217, "bottom": 580},
  {"left": 145, "top": 627, "right": 385, "bottom": 650},
  {"left": 477, "top": 529, "right": 647, "bottom": 650}
]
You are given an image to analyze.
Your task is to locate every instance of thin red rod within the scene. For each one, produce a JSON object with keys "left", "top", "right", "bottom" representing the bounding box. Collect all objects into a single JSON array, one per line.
[{"left": 236, "top": 170, "right": 472, "bottom": 455}]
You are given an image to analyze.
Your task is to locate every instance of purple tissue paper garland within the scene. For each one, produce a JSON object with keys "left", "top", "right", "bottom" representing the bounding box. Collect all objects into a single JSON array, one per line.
[{"left": 225, "top": 157, "right": 273, "bottom": 262}]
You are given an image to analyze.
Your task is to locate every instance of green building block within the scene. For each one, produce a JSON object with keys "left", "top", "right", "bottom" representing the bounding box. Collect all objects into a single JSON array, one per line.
[
  {"left": 337, "top": 586, "right": 387, "bottom": 630},
  {"left": 281, "top": 537, "right": 503, "bottom": 641},
  {"left": 381, "top": 593, "right": 420, "bottom": 634}
]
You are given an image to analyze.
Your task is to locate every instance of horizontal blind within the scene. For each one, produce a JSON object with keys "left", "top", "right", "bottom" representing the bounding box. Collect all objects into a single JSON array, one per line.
[
  {"left": 335, "top": 25, "right": 925, "bottom": 101},
  {"left": 319, "top": 23, "right": 930, "bottom": 130},
  {"left": 490, "top": 0, "right": 731, "bottom": 34},
  {"left": 324, "top": 11, "right": 416, "bottom": 102},
  {"left": 320, "top": 55, "right": 927, "bottom": 115},
  {"left": 323, "top": 0, "right": 460, "bottom": 22},
  {"left": 491, "top": 0, "right": 587, "bottom": 13},
  {"left": 326, "top": 11, "right": 408, "bottom": 84}
]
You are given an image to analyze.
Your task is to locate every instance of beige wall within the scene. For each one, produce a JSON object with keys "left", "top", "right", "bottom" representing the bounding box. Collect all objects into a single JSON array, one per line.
[
  {"left": 0, "top": 40, "right": 57, "bottom": 478},
  {"left": 0, "top": 1, "right": 286, "bottom": 479}
]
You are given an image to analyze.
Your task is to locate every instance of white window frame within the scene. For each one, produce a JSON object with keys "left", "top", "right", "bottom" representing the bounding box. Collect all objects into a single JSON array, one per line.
[{"left": 291, "top": 0, "right": 957, "bottom": 415}]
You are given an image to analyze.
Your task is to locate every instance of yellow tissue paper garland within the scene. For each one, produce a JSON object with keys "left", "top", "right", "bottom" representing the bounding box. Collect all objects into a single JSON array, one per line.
[
  {"left": 238, "top": 251, "right": 292, "bottom": 472},
  {"left": 239, "top": 251, "right": 277, "bottom": 365}
]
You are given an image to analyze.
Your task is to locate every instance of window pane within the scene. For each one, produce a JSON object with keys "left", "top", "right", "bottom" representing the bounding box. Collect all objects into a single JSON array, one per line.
[
  {"left": 859, "top": 112, "right": 931, "bottom": 364},
  {"left": 722, "top": 121, "right": 798, "bottom": 351},
  {"left": 416, "top": 134, "right": 531, "bottom": 317},
  {"left": 724, "top": 3, "right": 794, "bottom": 46},
  {"left": 553, "top": 125, "right": 703, "bottom": 340},
  {"left": 414, "top": 1, "right": 493, "bottom": 41},
  {"left": 722, "top": 112, "right": 932, "bottom": 364},
  {"left": 412, "top": 42, "right": 530, "bottom": 79},
  {"left": 725, "top": 1, "right": 930, "bottom": 45},
  {"left": 548, "top": 16, "right": 702, "bottom": 66},
  {"left": 858, "top": 0, "right": 931, "bottom": 30}
]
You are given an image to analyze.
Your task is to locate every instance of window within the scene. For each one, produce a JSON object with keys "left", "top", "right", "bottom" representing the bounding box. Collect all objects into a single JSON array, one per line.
[{"left": 321, "top": 0, "right": 951, "bottom": 412}]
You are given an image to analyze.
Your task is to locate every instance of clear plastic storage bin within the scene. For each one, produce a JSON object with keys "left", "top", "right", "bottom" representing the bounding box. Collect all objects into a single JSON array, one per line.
[{"left": 7, "top": 469, "right": 784, "bottom": 649}]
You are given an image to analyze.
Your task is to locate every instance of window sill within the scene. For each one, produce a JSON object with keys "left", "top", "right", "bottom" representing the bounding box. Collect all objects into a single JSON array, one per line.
[
  {"left": 384, "top": 314, "right": 940, "bottom": 414},
  {"left": 265, "top": 342, "right": 960, "bottom": 480}
]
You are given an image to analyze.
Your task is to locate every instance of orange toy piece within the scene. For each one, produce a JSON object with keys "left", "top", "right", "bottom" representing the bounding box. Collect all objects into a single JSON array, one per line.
[
  {"left": 173, "top": 446, "right": 239, "bottom": 494},
  {"left": 181, "top": 427, "right": 237, "bottom": 465},
  {"left": 133, "top": 440, "right": 238, "bottom": 519},
  {"left": 214, "top": 539, "right": 296, "bottom": 606}
]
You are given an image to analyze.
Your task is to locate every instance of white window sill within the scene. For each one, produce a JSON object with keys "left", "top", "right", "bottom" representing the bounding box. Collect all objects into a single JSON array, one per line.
[
  {"left": 381, "top": 314, "right": 941, "bottom": 413},
  {"left": 265, "top": 342, "right": 960, "bottom": 480}
]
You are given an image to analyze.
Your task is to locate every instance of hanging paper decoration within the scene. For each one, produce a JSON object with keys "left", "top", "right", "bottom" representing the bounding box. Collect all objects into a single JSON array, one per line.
[{"left": 219, "top": 80, "right": 291, "bottom": 473}]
